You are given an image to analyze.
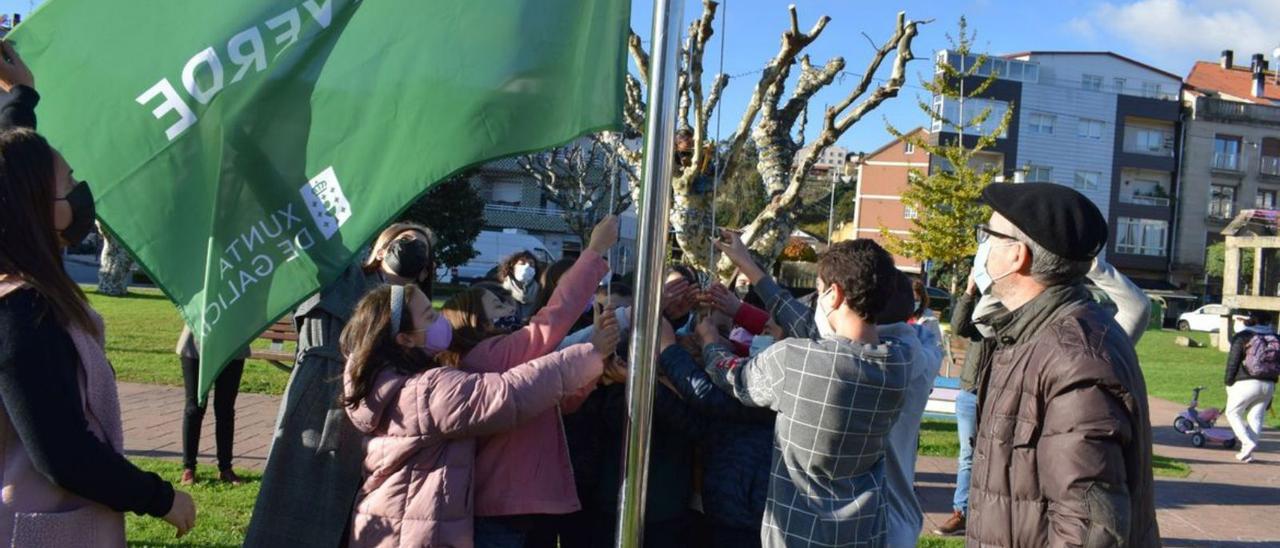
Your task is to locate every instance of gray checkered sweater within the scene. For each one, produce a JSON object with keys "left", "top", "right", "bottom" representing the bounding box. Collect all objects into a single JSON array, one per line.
[{"left": 702, "top": 277, "right": 909, "bottom": 548}]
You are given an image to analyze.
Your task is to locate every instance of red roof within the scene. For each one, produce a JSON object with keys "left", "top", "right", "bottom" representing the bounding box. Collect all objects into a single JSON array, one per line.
[{"left": 1185, "top": 61, "right": 1280, "bottom": 105}]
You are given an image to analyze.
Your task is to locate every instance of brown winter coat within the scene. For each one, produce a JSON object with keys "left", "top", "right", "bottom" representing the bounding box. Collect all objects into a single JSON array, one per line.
[{"left": 968, "top": 285, "right": 1158, "bottom": 547}]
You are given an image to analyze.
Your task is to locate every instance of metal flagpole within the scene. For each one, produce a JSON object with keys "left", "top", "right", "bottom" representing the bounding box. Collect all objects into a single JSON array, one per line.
[{"left": 615, "top": 0, "right": 683, "bottom": 545}]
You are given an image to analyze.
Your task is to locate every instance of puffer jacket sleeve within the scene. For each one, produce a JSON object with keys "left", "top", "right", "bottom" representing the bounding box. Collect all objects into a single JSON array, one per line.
[
  {"left": 1037, "top": 357, "right": 1135, "bottom": 547},
  {"left": 1088, "top": 258, "right": 1150, "bottom": 344},
  {"left": 0, "top": 85, "right": 37, "bottom": 130},
  {"left": 425, "top": 343, "right": 604, "bottom": 438},
  {"left": 660, "top": 344, "right": 761, "bottom": 421}
]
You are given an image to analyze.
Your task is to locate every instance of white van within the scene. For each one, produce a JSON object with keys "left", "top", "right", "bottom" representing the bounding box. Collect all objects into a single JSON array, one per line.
[{"left": 440, "top": 230, "right": 556, "bottom": 284}]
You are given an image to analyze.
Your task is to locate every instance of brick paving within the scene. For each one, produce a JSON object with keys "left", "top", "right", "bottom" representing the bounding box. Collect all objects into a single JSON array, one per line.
[{"left": 119, "top": 382, "right": 1280, "bottom": 545}]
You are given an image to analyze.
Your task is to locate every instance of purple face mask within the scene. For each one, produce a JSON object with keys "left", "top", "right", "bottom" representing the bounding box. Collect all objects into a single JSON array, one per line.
[{"left": 423, "top": 314, "right": 453, "bottom": 355}]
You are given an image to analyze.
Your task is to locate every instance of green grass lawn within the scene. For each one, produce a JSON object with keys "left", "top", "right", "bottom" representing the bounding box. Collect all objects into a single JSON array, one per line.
[
  {"left": 1136, "top": 329, "right": 1280, "bottom": 430},
  {"left": 917, "top": 536, "right": 965, "bottom": 548},
  {"left": 125, "top": 459, "right": 259, "bottom": 547},
  {"left": 87, "top": 287, "right": 449, "bottom": 396},
  {"left": 88, "top": 289, "right": 292, "bottom": 396}
]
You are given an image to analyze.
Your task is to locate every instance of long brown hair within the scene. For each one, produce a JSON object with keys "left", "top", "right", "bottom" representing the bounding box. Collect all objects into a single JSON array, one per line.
[
  {"left": 533, "top": 258, "right": 575, "bottom": 313},
  {"left": 441, "top": 285, "right": 510, "bottom": 357},
  {"left": 340, "top": 285, "right": 435, "bottom": 407},
  {"left": 0, "top": 129, "right": 96, "bottom": 335}
]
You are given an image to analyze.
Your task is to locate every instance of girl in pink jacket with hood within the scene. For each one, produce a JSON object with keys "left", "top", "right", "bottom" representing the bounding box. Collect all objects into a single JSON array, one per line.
[
  {"left": 454, "top": 216, "right": 618, "bottom": 545},
  {"left": 342, "top": 283, "right": 617, "bottom": 548}
]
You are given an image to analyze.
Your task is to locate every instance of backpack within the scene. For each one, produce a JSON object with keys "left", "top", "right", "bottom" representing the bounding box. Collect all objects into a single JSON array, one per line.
[{"left": 1242, "top": 332, "right": 1280, "bottom": 378}]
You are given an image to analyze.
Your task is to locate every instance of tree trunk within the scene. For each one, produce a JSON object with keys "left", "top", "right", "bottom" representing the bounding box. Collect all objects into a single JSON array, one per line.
[{"left": 96, "top": 222, "right": 135, "bottom": 296}]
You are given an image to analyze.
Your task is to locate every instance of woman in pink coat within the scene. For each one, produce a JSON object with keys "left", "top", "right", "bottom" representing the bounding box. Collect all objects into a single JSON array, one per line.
[
  {"left": 342, "top": 283, "right": 617, "bottom": 548},
  {"left": 446, "top": 216, "right": 617, "bottom": 546}
]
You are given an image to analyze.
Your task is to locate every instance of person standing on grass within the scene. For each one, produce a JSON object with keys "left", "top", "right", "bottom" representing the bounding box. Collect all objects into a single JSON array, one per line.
[
  {"left": 936, "top": 253, "right": 1151, "bottom": 537},
  {"left": 246, "top": 222, "right": 435, "bottom": 548},
  {"left": 704, "top": 231, "right": 909, "bottom": 548},
  {"left": 1224, "top": 309, "right": 1280, "bottom": 463},
  {"left": 965, "top": 183, "right": 1158, "bottom": 547},
  {"left": 174, "top": 326, "right": 249, "bottom": 485},
  {"left": 0, "top": 42, "right": 196, "bottom": 545}
]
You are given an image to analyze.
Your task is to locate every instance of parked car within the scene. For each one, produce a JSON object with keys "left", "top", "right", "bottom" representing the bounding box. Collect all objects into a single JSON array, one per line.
[
  {"left": 438, "top": 230, "right": 556, "bottom": 284},
  {"left": 924, "top": 286, "right": 951, "bottom": 316},
  {"left": 1177, "top": 304, "right": 1248, "bottom": 333}
]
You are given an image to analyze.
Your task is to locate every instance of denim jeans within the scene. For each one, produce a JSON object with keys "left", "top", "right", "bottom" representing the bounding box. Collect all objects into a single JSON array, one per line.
[{"left": 953, "top": 389, "right": 979, "bottom": 514}]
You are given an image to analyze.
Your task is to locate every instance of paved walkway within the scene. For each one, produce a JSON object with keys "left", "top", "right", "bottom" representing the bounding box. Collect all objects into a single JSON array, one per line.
[{"left": 119, "top": 382, "right": 1280, "bottom": 546}]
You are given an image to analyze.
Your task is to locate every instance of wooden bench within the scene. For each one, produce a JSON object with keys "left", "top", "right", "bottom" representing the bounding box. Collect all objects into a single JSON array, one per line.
[{"left": 250, "top": 319, "right": 298, "bottom": 372}]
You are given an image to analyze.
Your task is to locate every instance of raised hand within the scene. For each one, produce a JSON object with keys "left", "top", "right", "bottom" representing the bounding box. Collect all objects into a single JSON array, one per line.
[
  {"left": 591, "top": 306, "right": 621, "bottom": 356},
  {"left": 712, "top": 229, "right": 765, "bottom": 283},
  {"left": 695, "top": 315, "right": 725, "bottom": 347},
  {"left": 0, "top": 41, "right": 34, "bottom": 92},
  {"left": 588, "top": 215, "right": 620, "bottom": 255},
  {"left": 662, "top": 278, "right": 696, "bottom": 320},
  {"left": 703, "top": 283, "right": 742, "bottom": 317}
]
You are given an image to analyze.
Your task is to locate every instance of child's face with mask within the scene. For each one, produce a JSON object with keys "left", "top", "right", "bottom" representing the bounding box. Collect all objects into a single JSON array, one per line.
[{"left": 397, "top": 286, "right": 452, "bottom": 355}]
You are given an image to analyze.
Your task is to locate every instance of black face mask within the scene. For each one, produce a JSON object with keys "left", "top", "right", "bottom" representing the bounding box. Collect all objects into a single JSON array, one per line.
[
  {"left": 384, "top": 238, "right": 430, "bottom": 281},
  {"left": 57, "top": 182, "right": 96, "bottom": 246}
]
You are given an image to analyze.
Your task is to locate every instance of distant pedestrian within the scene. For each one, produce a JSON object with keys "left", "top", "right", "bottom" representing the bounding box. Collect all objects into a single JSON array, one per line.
[
  {"left": 1224, "top": 309, "right": 1280, "bottom": 463},
  {"left": 175, "top": 326, "right": 249, "bottom": 485}
]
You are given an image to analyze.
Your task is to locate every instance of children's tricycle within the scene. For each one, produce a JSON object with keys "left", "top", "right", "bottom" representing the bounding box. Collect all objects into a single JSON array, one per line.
[{"left": 1173, "top": 386, "right": 1238, "bottom": 449}]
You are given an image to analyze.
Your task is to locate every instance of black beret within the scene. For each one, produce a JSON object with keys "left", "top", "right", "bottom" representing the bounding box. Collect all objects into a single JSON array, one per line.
[
  {"left": 877, "top": 269, "right": 915, "bottom": 325},
  {"left": 980, "top": 183, "right": 1107, "bottom": 261}
]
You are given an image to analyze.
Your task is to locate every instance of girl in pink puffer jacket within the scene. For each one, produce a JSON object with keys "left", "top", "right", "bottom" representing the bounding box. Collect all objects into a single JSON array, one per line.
[{"left": 341, "top": 284, "right": 615, "bottom": 548}]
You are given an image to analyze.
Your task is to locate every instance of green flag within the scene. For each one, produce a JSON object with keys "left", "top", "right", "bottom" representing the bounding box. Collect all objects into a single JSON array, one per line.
[{"left": 11, "top": 0, "right": 629, "bottom": 398}]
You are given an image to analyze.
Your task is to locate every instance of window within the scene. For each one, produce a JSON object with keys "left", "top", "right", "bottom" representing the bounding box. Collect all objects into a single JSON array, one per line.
[
  {"left": 491, "top": 181, "right": 523, "bottom": 205},
  {"left": 1115, "top": 217, "right": 1168, "bottom": 256},
  {"left": 904, "top": 141, "right": 915, "bottom": 154},
  {"left": 904, "top": 205, "right": 918, "bottom": 219},
  {"left": 1142, "top": 82, "right": 1162, "bottom": 98},
  {"left": 1132, "top": 128, "right": 1171, "bottom": 154},
  {"left": 1113, "top": 77, "right": 1126, "bottom": 92},
  {"left": 1126, "top": 179, "right": 1170, "bottom": 206},
  {"left": 1213, "top": 135, "right": 1242, "bottom": 170},
  {"left": 1209, "top": 184, "right": 1236, "bottom": 218},
  {"left": 1258, "top": 189, "right": 1277, "bottom": 209},
  {"left": 1074, "top": 170, "right": 1101, "bottom": 191},
  {"left": 933, "top": 97, "right": 1010, "bottom": 138},
  {"left": 1082, "top": 74, "right": 1103, "bottom": 91},
  {"left": 1028, "top": 113, "right": 1056, "bottom": 134},
  {"left": 1077, "top": 118, "right": 1104, "bottom": 139},
  {"left": 1027, "top": 165, "right": 1053, "bottom": 182}
]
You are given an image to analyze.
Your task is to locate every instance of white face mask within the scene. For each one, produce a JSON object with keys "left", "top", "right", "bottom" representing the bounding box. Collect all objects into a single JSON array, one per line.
[
  {"left": 971, "top": 239, "right": 1018, "bottom": 295},
  {"left": 814, "top": 286, "right": 837, "bottom": 339},
  {"left": 513, "top": 263, "right": 535, "bottom": 284}
]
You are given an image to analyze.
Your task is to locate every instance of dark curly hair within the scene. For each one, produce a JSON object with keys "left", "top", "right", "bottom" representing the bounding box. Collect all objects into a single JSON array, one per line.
[
  {"left": 817, "top": 239, "right": 898, "bottom": 322},
  {"left": 497, "top": 250, "right": 538, "bottom": 284}
]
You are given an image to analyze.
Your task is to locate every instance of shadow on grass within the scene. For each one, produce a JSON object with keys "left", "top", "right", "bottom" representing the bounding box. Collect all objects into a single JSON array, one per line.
[{"left": 90, "top": 290, "right": 171, "bottom": 301}]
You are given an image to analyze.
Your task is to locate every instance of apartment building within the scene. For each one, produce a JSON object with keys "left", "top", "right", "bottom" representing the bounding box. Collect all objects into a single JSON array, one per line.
[
  {"left": 1173, "top": 51, "right": 1280, "bottom": 292},
  {"left": 931, "top": 49, "right": 1182, "bottom": 285},
  {"left": 844, "top": 128, "right": 930, "bottom": 272}
]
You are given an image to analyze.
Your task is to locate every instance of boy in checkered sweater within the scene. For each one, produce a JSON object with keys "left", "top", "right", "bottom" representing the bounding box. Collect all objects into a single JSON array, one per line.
[{"left": 696, "top": 234, "right": 910, "bottom": 548}]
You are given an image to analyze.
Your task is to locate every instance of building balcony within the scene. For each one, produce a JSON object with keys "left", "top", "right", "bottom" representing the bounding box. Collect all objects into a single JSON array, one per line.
[
  {"left": 1262, "top": 156, "right": 1280, "bottom": 178},
  {"left": 1121, "top": 194, "right": 1171, "bottom": 207},
  {"left": 1211, "top": 152, "right": 1243, "bottom": 174},
  {"left": 1196, "top": 96, "right": 1280, "bottom": 127}
]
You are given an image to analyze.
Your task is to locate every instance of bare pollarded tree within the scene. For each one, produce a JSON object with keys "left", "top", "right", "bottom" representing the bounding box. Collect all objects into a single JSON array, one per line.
[
  {"left": 517, "top": 135, "right": 636, "bottom": 247},
  {"left": 606, "top": 1, "right": 924, "bottom": 277}
]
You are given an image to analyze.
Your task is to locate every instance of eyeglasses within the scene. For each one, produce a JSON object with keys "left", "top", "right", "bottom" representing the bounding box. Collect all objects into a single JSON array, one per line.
[{"left": 975, "top": 224, "right": 1017, "bottom": 244}]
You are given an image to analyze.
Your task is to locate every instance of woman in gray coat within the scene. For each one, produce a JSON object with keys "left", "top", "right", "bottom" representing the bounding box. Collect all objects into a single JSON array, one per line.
[{"left": 244, "top": 222, "right": 435, "bottom": 548}]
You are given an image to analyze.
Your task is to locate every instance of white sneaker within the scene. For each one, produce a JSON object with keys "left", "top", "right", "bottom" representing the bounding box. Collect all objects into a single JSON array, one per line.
[{"left": 1236, "top": 448, "right": 1256, "bottom": 462}]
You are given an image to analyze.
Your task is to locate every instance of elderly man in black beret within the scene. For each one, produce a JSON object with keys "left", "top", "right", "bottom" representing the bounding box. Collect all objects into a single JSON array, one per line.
[{"left": 964, "top": 183, "right": 1159, "bottom": 547}]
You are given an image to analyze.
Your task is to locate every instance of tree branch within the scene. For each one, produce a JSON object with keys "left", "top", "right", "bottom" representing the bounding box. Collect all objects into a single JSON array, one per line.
[
  {"left": 778, "top": 55, "right": 845, "bottom": 131},
  {"left": 628, "top": 30, "right": 650, "bottom": 84},
  {"left": 722, "top": 5, "right": 831, "bottom": 175}
]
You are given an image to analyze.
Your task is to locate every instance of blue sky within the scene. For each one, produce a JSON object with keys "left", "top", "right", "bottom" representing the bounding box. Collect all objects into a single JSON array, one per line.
[{"left": 4, "top": 0, "right": 1278, "bottom": 152}]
